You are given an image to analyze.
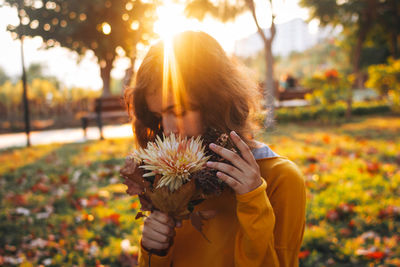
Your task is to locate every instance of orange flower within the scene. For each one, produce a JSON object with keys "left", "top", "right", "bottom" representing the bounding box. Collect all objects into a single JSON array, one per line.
[
  {"left": 326, "top": 209, "right": 339, "bottom": 221},
  {"left": 103, "top": 213, "right": 120, "bottom": 225},
  {"left": 365, "top": 251, "right": 385, "bottom": 260},
  {"left": 322, "top": 135, "right": 331, "bottom": 144},
  {"left": 131, "top": 201, "right": 139, "bottom": 209},
  {"left": 324, "top": 69, "right": 339, "bottom": 80},
  {"left": 298, "top": 250, "right": 310, "bottom": 259},
  {"left": 366, "top": 162, "right": 380, "bottom": 174}
]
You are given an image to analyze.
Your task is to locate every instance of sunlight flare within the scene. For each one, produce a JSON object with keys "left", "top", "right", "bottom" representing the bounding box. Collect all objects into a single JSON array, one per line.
[
  {"left": 154, "top": 2, "right": 194, "bottom": 120},
  {"left": 101, "top": 22, "right": 111, "bottom": 35}
]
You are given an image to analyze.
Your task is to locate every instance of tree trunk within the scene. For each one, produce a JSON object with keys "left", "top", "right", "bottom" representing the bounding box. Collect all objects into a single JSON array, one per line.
[
  {"left": 123, "top": 45, "right": 137, "bottom": 90},
  {"left": 264, "top": 40, "right": 275, "bottom": 128},
  {"left": 246, "top": 0, "right": 276, "bottom": 128},
  {"left": 346, "top": 0, "right": 376, "bottom": 119},
  {"left": 100, "top": 58, "right": 114, "bottom": 97},
  {"left": 391, "top": 0, "right": 399, "bottom": 59},
  {"left": 347, "top": 32, "right": 364, "bottom": 119},
  {"left": 20, "top": 35, "right": 31, "bottom": 146},
  {"left": 391, "top": 32, "right": 398, "bottom": 59}
]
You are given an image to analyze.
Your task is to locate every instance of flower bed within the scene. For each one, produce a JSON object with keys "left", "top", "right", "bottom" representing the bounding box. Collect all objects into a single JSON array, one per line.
[
  {"left": 273, "top": 101, "right": 392, "bottom": 124},
  {"left": 1, "top": 116, "right": 399, "bottom": 266}
]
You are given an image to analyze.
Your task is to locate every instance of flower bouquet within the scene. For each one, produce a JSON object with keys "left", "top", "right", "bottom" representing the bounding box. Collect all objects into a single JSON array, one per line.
[{"left": 120, "top": 129, "right": 238, "bottom": 233}]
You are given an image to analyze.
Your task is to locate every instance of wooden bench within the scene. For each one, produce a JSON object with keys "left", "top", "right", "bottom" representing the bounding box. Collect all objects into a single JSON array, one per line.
[
  {"left": 80, "top": 96, "right": 129, "bottom": 140},
  {"left": 277, "top": 88, "right": 312, "bottom": 101}
]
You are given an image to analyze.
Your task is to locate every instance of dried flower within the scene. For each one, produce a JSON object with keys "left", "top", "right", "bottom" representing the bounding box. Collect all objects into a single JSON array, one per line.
[{"left": 132, "top": 134, "right": 210, "bottom": 192}]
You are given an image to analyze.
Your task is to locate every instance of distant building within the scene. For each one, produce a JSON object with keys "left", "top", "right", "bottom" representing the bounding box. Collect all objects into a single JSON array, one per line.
[{"left": 234, "top": 18, "right": 338, "bottom": 58}]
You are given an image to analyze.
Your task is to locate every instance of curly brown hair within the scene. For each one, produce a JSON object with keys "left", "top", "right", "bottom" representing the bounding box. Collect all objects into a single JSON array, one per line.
[{"left": 124, "top": 31, "right": 261, "bottom": 148}]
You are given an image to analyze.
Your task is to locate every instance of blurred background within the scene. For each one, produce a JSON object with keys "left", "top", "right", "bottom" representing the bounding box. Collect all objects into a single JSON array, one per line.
[{"left": 0, "top": 0, "right": 399, "bottom": 266}]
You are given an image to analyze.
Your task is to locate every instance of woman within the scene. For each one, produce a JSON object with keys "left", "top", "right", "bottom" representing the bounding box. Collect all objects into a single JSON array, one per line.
[{"left": 124, "top": 31, "right": 306, "bottom": 267}]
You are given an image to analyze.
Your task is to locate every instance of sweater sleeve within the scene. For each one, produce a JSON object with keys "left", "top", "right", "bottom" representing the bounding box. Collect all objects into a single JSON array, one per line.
[
  {"left": 234, "top": 159, "right": 306, "bottom": 267},
  {"left": 138, "top": 240, "right": 174, "bottom": 267},
  {"left": 234, "top": 178, "right": 279, "bottom": 267}
]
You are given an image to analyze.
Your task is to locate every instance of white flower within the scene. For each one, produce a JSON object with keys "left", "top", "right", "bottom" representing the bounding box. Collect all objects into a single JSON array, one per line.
[
  {"left": 132, "top": 134, "right": 209, "bottom": 192},
  {"left": 43, "top": 258, "right": 52, "bottom": 266},
  {"left": 15, "top": 207, "right": 30, "bottom": 216}
]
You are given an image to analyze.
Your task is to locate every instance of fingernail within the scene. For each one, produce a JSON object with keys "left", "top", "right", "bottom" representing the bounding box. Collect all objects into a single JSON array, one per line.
[
  {"left": 209, "top": 143, "right": 216, "bottom": 149},
  {"left": 231, "top": 131, "right": 238, "bottom": 136},
  {"left": 206, "top": 161, "right": 213, "bottom": 167},
  {"left": 216, "top": 172, "right": 222, "bottom": 177}
]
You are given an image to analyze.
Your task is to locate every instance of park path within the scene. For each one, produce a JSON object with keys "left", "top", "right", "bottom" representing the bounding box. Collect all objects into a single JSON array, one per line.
[
  {"left": 0, "top": 99, "right": 310, "bottom": 150},
  {"left": 0, "top": 124, "right": 133, "bottom": 150}
]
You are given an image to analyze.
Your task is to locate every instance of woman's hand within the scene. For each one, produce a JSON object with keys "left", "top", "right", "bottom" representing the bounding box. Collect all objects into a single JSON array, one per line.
[
  {"left": 142, "top": 211, "right": 182, "bottom": 253},
  {"left": 206, "top": 131, "right": 262, "bottom": 195}
]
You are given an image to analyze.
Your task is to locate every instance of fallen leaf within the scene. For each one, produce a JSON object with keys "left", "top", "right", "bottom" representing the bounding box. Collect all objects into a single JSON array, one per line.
[{"left": 190, "top": 211, "right": 212, "bottom": 243}]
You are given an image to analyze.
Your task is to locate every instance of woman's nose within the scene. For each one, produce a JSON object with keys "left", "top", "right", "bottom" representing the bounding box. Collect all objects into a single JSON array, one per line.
[{"left": 162, "top": 114, "right": 179, "bottom": 136}]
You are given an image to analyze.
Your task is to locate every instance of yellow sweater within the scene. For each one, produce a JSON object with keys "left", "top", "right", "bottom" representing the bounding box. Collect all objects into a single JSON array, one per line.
[{"left": 138, "top": 155, "right": 306, "bottom": 267}]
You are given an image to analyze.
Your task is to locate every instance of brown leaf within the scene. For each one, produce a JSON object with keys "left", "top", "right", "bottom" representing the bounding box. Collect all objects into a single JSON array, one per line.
[
  {"left": 122, "top": 179, "right": 143, "bottom": 196},
  {"left": 190, "top": 211, "right": 211, "bottom": 243},
  {"left": 120, "top": 157, "right": 146, "bottom": 185},
  {"left": 138, "top": 195, "right": 153, "bottom": 211},
  {"left": 146, "top": 179, "right": 199, "bottom": 221},
  {"left": 198, "top": 210, "right": 218, "bottom": 220},
  {"left": 120, "top": 157, "right": 151, "bottom": 195},
  {"left": 135, "top": 212, "right": 147, "bottom": 220}
]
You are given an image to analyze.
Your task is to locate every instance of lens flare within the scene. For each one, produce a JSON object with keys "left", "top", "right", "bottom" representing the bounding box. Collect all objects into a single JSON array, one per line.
[{"left": 153, "top": 1, "right": 199, "bottom": 118}]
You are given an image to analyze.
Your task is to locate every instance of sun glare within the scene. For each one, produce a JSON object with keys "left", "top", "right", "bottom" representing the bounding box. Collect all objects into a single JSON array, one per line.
[
  {"left": 153, "top": 2, "right": 196, "bottom": 42},
  {"left": 101, "top": 22, "right": 111, "bottom": 35},
  {"left": 154, "top": 2, "right": 193, "bottom": 120}
]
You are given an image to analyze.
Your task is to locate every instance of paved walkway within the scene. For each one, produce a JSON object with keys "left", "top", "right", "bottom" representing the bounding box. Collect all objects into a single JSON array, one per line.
[
  {"left": 0, "top": 100, "right": 311, "bottom": 150},
  {"left": 0, "top": 124, "right": 133, "bottom": 150}
]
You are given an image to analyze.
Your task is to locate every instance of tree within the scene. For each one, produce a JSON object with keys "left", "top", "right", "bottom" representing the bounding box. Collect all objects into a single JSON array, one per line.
[
  {"left": 376, "top": 0, "right": 399, "bottom": 59},
  {"left": 184, "top": 0, "right": 277, "bottom": 127},
  {"left": 5, "top": 0, "right": 157, "bottom": 96},
  {"left": 24, "top": 63, "right": 60, "bottom": 87},
  {"left": 300, "top": 0, "right": 400, "bottom": 117},
  {"left": 0, "top": 66, "right": 10, "bottom": 86}
]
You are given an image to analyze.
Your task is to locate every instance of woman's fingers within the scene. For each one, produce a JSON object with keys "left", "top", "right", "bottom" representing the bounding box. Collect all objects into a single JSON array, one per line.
[
  {"left": 142, "top": 237, "right": 170, "bottom": 250},
  {"left": 209, "top": 143, "right": 248, "bottom": 172},
  {"left": 144, "top": 226, "right": 173, "bottom": 243},
  {"left": 206, "top": 161, "right": 243, "bottom": 182},
  {"left": 207, "top": 132, "right": 263, "bottom": 195},
  {"left": 216, "top": 171, "right": 243, "bottom": 194},
  {"left": 152, "top": 211, "right": 176, "bottom": 227},
  {"left": 142, "top": 211, "right": 176, "bottom": 251},
  {"left": 229, "top": 131, "right": 258, "bottom": 167}
]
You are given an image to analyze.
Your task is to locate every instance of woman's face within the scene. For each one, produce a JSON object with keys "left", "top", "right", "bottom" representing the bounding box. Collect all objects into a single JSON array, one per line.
[{"left": 146, "top": 91, "right": 205, "bottom": 138}]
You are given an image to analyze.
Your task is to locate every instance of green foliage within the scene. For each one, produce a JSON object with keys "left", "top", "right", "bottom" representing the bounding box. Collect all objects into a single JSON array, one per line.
[
  {"left": 184, "top": 0, "right": 246, "bottom": 22},
  {"left": 239, "top": 50, "right": 266, "bottom": 83},
  {"left": 366, "top": 58, "right": 400, "bottom": 111},
  {"left": 0, "top": 66, "right": 10, "bottom": 86},
  {"left": 24, "top": 63, "right": 59, "bottom": 86},
  {"left": 280, "top": 40, "right": 350, "bottom": 79},
  {"left": 4, "top": 0, "right": 157, "bottom": 95},
  {"left": 5, "top": 0, "right": 156, "bottom": 61},
  {"left": 240, "top": 38, "right": 353, "bottom": 84},
  {"left": 111, "top": 78, "right": 123, "bottom": 95},
  {"left": 300, "top": 0, "right": 400, "bottom": 69},
  {"left": 269, "top": 101, "right": 392, "bottom": 123},
  {"left": 0, "top": 78, "right": 100, "bottom": 107},
  {"left": 0, "top": 78, "right": 101, "bottom": 132},
  {"left": 302, "top": 69, "right": 351, "bottom": 105},
  {"left": 0, "top": 139, "right": 140, "bottom": 266},
  {"left": 257, "top": 116, "right": 400, "bottom": 266},
  {"left": 1, "top": 117, "right": 400, "bottom": 265}
]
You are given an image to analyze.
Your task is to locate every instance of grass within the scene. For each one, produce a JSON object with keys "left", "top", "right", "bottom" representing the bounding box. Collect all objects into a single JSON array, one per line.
[{"left": 1, "top": 115, "right": 399, "bottom": 266}]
